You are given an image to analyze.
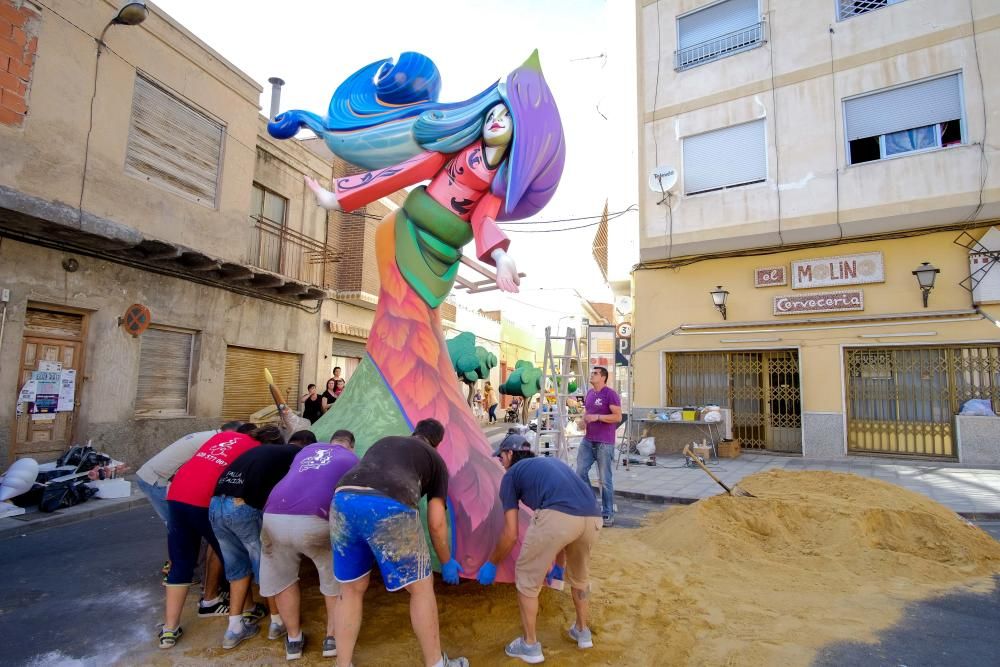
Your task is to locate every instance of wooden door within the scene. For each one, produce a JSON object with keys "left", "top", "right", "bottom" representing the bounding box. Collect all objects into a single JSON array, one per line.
[{"left": 14, "top": 336, "right": 83, "bottom": 462}]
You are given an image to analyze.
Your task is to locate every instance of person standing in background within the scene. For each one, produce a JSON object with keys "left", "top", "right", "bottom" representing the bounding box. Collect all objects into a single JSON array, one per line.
[
  {"left": 321, "top": 378, "right": 338, "bottom": 414},
  {"left": 299, "top": 385, "right": 323, "bottom": 424},
  {"left": 575, "top": 367, "right": 622, "bottom": 528},
  {"left": 484, "top": 381, "right": 499, "bottom": 424}
]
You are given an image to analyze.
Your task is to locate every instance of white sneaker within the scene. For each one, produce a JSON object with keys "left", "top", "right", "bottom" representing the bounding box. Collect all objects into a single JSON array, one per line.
[{"left": 568, "top": 624, "right": 593, "bottom": 649}]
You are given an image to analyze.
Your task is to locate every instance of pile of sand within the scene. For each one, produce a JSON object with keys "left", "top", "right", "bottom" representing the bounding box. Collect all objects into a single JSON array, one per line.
[{"left": 134, "top": 471, "right": 1000, "bottom": 666}]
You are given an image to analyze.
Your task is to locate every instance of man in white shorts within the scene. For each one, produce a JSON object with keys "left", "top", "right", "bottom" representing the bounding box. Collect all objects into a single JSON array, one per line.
[{"left": 259, "top": 429, "right": 359, "bottom": 660}]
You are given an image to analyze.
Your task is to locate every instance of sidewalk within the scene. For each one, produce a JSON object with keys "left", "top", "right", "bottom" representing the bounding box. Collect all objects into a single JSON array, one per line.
[
  {"left": 0, "top": 481, "right": 149, "bottom": 539},
  {"left": 480, "top": 427, "right": 1000, "bottom": 519},
  {"left": 589, "top": 449, "right": 1000, "bottom": 520}
]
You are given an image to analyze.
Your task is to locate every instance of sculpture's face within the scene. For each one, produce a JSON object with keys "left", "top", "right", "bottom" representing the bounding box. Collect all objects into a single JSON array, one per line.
[{"left": 482, "top": 103, "right": 513, "bottom": 147}]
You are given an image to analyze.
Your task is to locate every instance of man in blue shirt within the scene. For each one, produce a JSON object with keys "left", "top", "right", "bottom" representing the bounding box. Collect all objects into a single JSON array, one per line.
[{"left": 476, "top": 434, "right": 602, "bottom": 664}]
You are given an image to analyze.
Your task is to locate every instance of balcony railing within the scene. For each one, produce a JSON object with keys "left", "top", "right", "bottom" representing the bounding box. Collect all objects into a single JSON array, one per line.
[
  {"left": 248, "top": 217, "right": 340, "bottom": 288},
  {"left": 674, "top": 21, "right": 766, "bottom": 71}
]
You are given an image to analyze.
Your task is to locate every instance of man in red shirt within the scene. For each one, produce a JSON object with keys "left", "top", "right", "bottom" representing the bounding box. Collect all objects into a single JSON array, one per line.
[{"left": 158, "top": 428, "right": 262, "bottom": 649}]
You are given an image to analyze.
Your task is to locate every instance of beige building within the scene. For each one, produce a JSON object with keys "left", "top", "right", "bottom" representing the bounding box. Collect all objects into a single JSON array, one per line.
[
  {"left": 0, "top": 1, "right": 375, "bottom": 465},
  {"left": 632, "top": 0, "right": 1000, "bottom": 461}
]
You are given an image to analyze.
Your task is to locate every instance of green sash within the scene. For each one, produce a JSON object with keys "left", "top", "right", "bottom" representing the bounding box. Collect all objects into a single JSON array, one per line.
[{"left": 394, "top": 186, "right": 474, "bottom": 308}]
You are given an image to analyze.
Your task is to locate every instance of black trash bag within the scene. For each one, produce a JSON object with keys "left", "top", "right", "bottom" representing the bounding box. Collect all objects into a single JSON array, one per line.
[{"left": 39, "top": 477, "right": 97, "bottom": 513}]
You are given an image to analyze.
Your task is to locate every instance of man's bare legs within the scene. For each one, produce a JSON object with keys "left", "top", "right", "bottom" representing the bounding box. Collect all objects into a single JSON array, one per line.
[
  {"left": 406, "top": 575, "right": 446, "bottom": 667},
  {"left": 164, "top": 585, "right": 189, "bottom": 630},
  {"left": 275, "top": 582, "right": 302, "bottom": 637},
  {"left": 335, "top": 573, "right": 369, "bottom": 667},
  {"left": 571, "top": 586, "right": 589, "bottom": 632},
  {"left": 516, "top": 591, "right": 540, "bottom": 644},
  {"left": 203, "top": 549, "right": 223, "bottom": 600},
  {"left": 325, "top": 594, "right": 338, "bottom": 637}
]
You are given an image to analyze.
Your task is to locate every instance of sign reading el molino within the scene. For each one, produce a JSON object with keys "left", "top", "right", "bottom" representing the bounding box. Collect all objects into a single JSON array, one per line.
[
  {"left": 791, "top": 252, "right": 884, "bottom": 289},
  {"left": 774, "top": 290, "right": 864, "bottom": 315}
]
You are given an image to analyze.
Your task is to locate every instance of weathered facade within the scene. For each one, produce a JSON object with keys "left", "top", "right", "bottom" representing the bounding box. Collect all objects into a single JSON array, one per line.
[
  {"left": 632, "top": 0, "right": 1000, "bottom": 461},
  {"left": 0, "top": 1, "right": 371, "bottom": 465}
]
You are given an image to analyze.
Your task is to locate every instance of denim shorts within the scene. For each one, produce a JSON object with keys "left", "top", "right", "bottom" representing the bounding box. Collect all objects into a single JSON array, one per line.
[
  {"left": 208, "top": 496, "right": 263, "bottom": 583},
  {"left": 136, "top": 477, "right": 169, "bottom": 525},
  {"left": 330, "top": 491, "right": 430, "bottom": 592}
]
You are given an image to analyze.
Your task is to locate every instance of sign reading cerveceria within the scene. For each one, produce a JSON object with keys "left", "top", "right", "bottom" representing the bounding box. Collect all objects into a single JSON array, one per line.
[
  {"left": 791, "top": 252, "right": 884, "bottom": 289},
  {"left": 774, "top": 290, "right": 864, "bottom": 315}
]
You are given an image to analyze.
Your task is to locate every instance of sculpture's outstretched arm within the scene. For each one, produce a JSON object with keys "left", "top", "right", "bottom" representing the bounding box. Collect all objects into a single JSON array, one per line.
[{"left": 305, "top": 151, "right": 450, "bottom": 212}]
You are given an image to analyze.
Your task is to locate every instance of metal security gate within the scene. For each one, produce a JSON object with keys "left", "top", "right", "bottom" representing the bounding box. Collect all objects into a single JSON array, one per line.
[
  {"left": 666, "top": 350, "right": 802, "bottom": 452},
  {"left": 846, "top": 346, "right": 1000, "bottom": 458}
]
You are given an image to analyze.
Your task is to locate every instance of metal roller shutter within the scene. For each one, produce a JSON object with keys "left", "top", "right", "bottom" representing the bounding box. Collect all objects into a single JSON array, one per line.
[
  {"left": 844, "top": 74, "right": 963, "bottom": 141},
  {"left": 332, "top": 338, "right": 367, "bottom": 358},
  {"left": 222, "top": 346, "right": 302, "bottom": 421},
  {"left": 135, "top": 327, "right": 193, "bottom": 415},
  {"left": 683, "top": 119, "right": 767, "bottom": 195},
  {"left": 126, "top": 74, "right": 224, "bottom": 207},
  {"left": 678, "top": 0, "right": 759, "bottom": 49}
]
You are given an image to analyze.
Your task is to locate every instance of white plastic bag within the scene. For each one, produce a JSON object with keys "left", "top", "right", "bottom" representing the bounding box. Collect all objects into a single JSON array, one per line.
[
  {"left": 702, "top": 406, "right": 722, "bottom": 423},
  {"left": 636, "top": 437, "right": 656, "bottom": 457},
  {"left": 959, "top": 399, "right": 996, "bottom": 416}
]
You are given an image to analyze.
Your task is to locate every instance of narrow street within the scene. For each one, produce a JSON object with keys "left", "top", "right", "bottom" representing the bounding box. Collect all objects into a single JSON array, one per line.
[{"left": 1, "top": 504, "right": 997, "bottom": 666}]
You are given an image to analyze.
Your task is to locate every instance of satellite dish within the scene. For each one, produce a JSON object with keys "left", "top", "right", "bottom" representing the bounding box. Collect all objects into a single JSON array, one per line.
[{"left": 648, "top": 165, "right": 678, "bottom": 194}]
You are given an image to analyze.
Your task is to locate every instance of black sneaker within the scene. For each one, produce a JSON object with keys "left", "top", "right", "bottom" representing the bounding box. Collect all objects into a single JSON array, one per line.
[
  {"left": 197, "top": 598, "right": 230, "bottom": 617},
  {"left": 242, "top": 601, "right": 267, "bottom": 624},
  {"left": 286, "top": 633, "right": 306, "bottom": 660}
]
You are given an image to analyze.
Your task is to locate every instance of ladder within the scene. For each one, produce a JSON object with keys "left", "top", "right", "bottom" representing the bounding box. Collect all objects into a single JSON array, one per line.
[{"left": 534, "top": 326, "right": 585, "bottom": 462}]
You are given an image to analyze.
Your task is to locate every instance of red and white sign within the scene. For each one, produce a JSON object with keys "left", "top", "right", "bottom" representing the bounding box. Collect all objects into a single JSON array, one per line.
[
  {"left": 774, "top": 290, "right": 864, "bottom": 315},
  {"left": 791, "top": 252, "right": 884, "bottom": 289},
  {"left": 754, "top": 266, "right": 787, "bottom": 288}
]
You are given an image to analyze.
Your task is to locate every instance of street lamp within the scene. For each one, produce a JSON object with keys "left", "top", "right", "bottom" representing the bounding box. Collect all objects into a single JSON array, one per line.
[
  {"left": 911, "top": 262, "right": 939, "bottom": 308},
  {"left": 710, "top": 286, "right": 729, "bottom": 320}
]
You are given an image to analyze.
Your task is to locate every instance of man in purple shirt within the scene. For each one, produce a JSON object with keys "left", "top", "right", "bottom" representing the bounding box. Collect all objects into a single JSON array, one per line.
[
  {"left": 259, "top": 429, "right": 359, "bottom": 660},
  {"left": 575, "top": 366, "right": 622, "bottom": 527}
]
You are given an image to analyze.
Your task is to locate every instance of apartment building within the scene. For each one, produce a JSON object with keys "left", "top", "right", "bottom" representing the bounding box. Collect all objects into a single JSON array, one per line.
[
  {"left": 632, "top": 0, "right": 1000, "bottom": 461},
  {"left": 0, "top": 1, "right": 373, "bottom": 465}
]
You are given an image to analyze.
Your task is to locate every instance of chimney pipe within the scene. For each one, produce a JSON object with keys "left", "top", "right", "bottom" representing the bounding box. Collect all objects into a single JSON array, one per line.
[{"left": 267, "top": 77, "right": 285, "bottom": 121}]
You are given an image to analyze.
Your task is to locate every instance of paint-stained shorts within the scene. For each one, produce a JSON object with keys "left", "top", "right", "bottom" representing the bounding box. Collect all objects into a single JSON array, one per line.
[
  {"left": 330, "top": 490, "right": 430, "bottom": 592},
  {"left": 259, "top": 512, "right": 339, "bottom": 597},
  {"left": 516, "top": 508, "right": 601, "bottom": 598}
]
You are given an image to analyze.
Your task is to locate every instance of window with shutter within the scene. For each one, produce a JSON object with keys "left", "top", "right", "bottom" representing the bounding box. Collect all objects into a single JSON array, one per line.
[
  {"left": 844, "top": 74, "right": 964, "bottom": 165},
  {"left": 125, "top": 74, "right": 225, "bottom": 207},
  {"left": 683, "top": 119, "right": 767, "bottom": 195},
  {"left": 136, "top": 327, "right": 194, "bottom": 417},
  {"left": 221, "top": 346, "right": 302, "bottom": 421},
  {"left": 675, "top": 0, "right": 763, "bottom": 71}
]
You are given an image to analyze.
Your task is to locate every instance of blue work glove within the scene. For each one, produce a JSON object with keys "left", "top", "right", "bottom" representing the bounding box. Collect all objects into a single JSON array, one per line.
[
  {"left": 441, "top": 558, "right": 463, "bottom": 585},
  {"left": 545, "top": 564, "right": 565, "bottom": 589},
  {"left": 477, "top": 561, "right": 498, "bottom": 586}
]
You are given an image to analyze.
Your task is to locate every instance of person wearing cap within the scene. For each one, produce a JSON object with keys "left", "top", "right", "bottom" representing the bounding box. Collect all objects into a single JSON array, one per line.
[{"left": 476, "top": 433, "right": 602, "bottom": 663}]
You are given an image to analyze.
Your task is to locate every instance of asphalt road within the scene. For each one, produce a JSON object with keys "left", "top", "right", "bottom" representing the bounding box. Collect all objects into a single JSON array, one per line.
[{"left": 0, "top": 506, "right": 997, "bottom": 666}]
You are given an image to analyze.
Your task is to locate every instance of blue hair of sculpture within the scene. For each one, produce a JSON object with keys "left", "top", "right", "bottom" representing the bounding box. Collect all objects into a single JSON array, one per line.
[{"left": 267, "top": 51, "right": 565, "bottom": 221}]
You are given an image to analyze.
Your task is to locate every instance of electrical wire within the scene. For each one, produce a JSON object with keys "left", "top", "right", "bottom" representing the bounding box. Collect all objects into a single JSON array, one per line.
[
  {"left": 958, "top": 0, "right": 990, "bottom": 231},
  {"left": 766, "top": 9, "right": 785, "bottom": 248},
  {"left": 827, "top": 23, "right": 845, "bottom": 241}
]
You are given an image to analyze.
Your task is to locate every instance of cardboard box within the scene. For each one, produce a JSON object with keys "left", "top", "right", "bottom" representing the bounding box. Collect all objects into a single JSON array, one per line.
[{"left": 717, "top": 439, "right": 741, "bottom": 458}]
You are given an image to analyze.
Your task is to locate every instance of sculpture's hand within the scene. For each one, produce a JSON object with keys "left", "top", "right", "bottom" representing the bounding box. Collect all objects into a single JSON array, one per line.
[
  {"left": 304, "top": 175, "right": 342, "bottom": 211},
  {"left": 491, "top": 249, "right": 521, "bottom": 293}
]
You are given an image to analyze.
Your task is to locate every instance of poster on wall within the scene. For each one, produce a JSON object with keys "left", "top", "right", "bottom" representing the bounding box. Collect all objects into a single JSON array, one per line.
[
  {"left": 31, "top": 370, "right": 61, "bottom": 414},
  {"left": 57, "top": 369, "right": 77, "bottom": 412},
  {"left": 587, "top": 325, "right": 616, "bottom": 386}
]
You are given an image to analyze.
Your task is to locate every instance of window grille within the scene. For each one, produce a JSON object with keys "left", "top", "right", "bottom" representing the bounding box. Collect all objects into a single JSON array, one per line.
[{"left": 838, "top": 0, "right": 905, "bottom": 22}]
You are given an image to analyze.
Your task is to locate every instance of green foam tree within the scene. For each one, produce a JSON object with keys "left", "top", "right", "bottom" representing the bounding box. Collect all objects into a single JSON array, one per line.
[
  {"left": 446, "top": 331, "right": 497, "bottom": 407},
  {"left": 499, "top": 360, "right": 543, "bottom": 423}
]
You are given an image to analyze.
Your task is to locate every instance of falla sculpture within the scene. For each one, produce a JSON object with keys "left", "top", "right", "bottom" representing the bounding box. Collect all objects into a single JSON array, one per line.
[{"left": 268, "top": 50, "right": 565, "bottom": 582}]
